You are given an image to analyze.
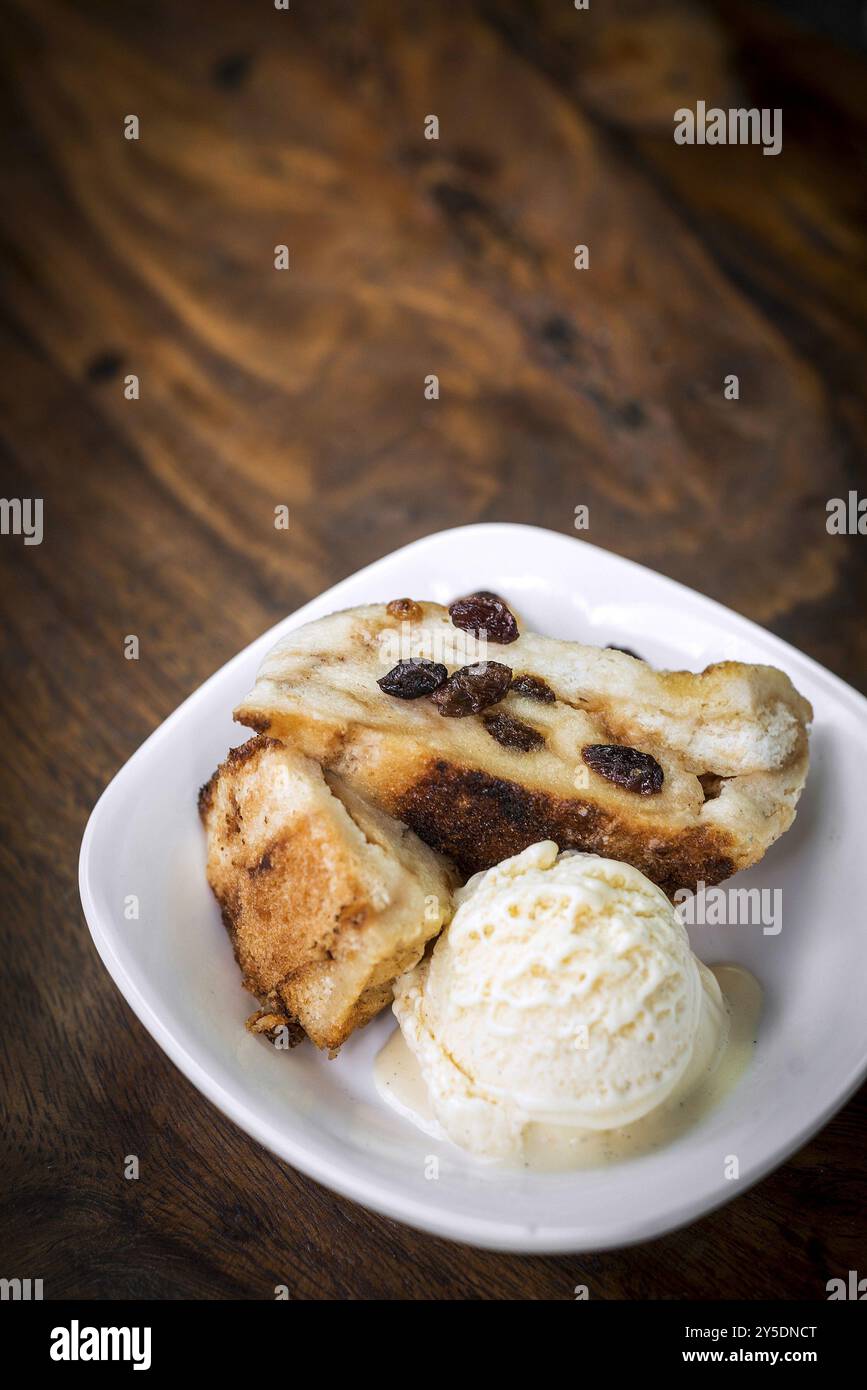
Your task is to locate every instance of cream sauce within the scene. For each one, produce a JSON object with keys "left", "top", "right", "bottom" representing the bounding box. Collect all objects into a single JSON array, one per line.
[{"left": 374, "top": 964, "right": 761, "bottom": 1170}]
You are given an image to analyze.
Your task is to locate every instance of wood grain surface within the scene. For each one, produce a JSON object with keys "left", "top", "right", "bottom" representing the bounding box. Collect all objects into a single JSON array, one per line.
[{"left": 1, "top": 0, "right": 865, "bottom": 1299}]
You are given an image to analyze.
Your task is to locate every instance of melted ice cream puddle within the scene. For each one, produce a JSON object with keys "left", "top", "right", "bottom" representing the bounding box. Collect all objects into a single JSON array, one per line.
[{"left": 375, "top": 964, "right": 761, "bottom": 1170}]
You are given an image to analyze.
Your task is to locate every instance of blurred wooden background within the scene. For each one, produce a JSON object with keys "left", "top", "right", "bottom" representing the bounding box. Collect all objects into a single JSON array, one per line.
[{"left": 1, "top": 0, "right": 865, "bottom": 1299}]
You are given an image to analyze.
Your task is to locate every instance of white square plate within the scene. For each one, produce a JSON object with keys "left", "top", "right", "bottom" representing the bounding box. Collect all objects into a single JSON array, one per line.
[{"left": 80, "top": 523, "right": 867, "bottom": 1252}]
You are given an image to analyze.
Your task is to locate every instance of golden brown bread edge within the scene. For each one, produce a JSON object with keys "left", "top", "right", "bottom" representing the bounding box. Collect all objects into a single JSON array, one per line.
[
  {"left": 232, "top": 733, "right": 797, "bottom": 899},
  {"left": 198, "top": 736, "right": 458, "bottom": 1051}
]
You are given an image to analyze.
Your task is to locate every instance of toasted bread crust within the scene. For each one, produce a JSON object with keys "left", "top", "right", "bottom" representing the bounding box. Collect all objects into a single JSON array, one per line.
[
  {"left": 199, "top": 737, "right": 457, "bottom": 1050},
  {"left": 394, "top": 759, "right": 736, "bottom": 897}
]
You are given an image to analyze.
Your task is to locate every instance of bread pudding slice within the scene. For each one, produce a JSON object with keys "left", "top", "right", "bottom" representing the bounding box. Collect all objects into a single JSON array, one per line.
[
  {"left": 234, "top": 600, "right": 812, "bottom": 898},
  {"left": 199, "top": 736, "right": 458, "bottom": 1051}
]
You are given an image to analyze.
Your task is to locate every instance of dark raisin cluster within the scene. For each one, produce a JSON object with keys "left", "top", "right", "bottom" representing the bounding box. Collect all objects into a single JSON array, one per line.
[
  {"left": 582, "top": 744, "right": 664, "bottom": 795},
  {"left": 377, "top": 658, "right": 447, "bottom": 699},
  {"left": 377, "top": 594, "right": 548, "bottom": 750},
  {"left": 448, "top": 593, "right": 519, "bottom": 644},
  {"left": 431, "top": 661, "right": 513, "bottom": 716}
]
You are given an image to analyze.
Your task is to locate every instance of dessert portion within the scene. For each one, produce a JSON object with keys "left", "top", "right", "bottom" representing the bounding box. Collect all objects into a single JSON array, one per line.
[
  {"left": 383, "top": 842, "right": 746, "bottom": 1165},
  {"left": 199, "top": 736, "right": 457, "bottom": 1051},
  {"left": 199, "top": 588, "right": 805, "bottom": 1082},
  {"left": 235, "top": 597, "right": 812, "bottom": 897}
]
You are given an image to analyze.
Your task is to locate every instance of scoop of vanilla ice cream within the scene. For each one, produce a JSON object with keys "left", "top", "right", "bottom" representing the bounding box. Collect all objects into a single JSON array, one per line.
[{"left": 392, "top": 841, "right": 725, "bottom": 1161}]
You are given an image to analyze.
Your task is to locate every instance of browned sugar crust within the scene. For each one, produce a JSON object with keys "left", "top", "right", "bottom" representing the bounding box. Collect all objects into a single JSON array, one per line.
[{"left": 395, "top": 759, "right": 736, "bottom": 899}]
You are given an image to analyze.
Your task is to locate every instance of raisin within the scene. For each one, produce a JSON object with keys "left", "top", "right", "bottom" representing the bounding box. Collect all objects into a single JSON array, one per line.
[
  {"left": 483, "top": 711, "right": 545, "bottom": 751},
  {"left": 606, "top": 644, "right": 643, "bottom": 661},
  {"left": 431, "top": 661, "right": 512, "bottom": 716},
  {"left": 582, "top": 744, "right": 664, "bottom": 795},
  {"left": 387, "top": 597, "right": 423, "bottom": 622},
  {"left": 448, "top": 593, "right": 519, "bottom": 644},
  {"left": 510, "top": 673, "right": 555, "bottom": 703},
  {"left": 378, "top": 659, "right": 447, "bottom": 699}
]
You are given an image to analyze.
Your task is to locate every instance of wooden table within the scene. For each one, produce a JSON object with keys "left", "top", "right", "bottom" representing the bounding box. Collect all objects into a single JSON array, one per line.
[{"left": 1, "top": 0, "right": 865, "bottom": 1299}]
